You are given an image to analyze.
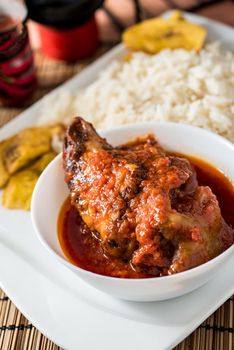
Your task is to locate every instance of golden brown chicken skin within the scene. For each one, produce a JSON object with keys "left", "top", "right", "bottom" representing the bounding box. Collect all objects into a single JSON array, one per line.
[{"left": 63, "top": 117, "right": 234, "bottom": 276}]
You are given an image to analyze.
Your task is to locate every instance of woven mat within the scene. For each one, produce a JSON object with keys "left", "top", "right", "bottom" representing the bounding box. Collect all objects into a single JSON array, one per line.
[{"left": 1, "top": 15, "right": 234, "bottom": 350}]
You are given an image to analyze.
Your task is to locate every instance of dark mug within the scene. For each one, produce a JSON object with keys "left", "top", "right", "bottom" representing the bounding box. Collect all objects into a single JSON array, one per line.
[{"left": 26, "top": 0, "right": 104, "bottom": 61}]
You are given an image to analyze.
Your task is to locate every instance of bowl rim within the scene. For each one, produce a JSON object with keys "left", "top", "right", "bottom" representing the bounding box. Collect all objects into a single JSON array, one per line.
[{"left": 31, "top": 121, "right": 234, "bottom": 283}]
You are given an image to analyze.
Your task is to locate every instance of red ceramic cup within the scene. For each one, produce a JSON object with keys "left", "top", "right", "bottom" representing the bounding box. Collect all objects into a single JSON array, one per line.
[{"left": 36, "top": 16, "right": 98, "bottom": 61}]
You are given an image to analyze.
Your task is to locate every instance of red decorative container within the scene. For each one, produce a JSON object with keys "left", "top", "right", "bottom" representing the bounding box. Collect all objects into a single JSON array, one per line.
[
  {"left": 37, "top": 16, "right": 98, "bottom": 61},
  {"left": 26, "top": 0, "right": 104, "bottom": 61},
  {"left": 0, "top": 1, "right": 36, "bottom": 106}
]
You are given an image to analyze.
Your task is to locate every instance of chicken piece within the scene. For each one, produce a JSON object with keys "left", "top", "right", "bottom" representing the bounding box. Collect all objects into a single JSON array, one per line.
[
  {"left": 166, "top": 186, "right": 233, "bottom": 273},
  {"left": 64, "top": 119, "right": 193, "bottom": 262},
  {"left": 63, "top": 118, "right": 144, "bottom": 258},
  {"left": 63, "top": 117, "right": 234, "bottom": 276}
]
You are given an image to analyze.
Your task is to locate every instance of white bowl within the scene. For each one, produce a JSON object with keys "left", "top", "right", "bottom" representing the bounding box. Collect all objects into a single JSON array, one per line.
[{"left": 31, "top": 122, "right": 234, "bottom": 302}]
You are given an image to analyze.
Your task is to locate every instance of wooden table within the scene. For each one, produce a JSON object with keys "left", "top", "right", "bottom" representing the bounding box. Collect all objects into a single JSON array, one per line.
[{"left": 0, "top": 3, "right": 234, "bottom": 349}]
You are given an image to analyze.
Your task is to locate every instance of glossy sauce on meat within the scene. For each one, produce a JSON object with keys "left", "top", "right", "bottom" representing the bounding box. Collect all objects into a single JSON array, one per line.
[
  {"left": 58, "top": 197, "right": 149, "bottom": 278},
  {"left": 58, "top": 154, "right": 234, "bottom": 279}
]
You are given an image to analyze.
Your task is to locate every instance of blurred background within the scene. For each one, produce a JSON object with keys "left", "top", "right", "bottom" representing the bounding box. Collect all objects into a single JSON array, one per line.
[
  {"left": 26, "top": 0, "right": 234, "bottom": 45},
  {"left": 0, "top": 0, "right": 234, "bottom": 109},
  {"left": 84, "top": 0, "right": 234, "bottom": 41}
]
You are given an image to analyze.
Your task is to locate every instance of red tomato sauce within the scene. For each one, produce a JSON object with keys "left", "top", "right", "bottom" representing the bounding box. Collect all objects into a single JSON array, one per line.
[
  {"left": 57, "top": 155, "right": 234, "bottom": 278},
  {"left": 58, "top": 197, "right": 149, "bottom": 278}
]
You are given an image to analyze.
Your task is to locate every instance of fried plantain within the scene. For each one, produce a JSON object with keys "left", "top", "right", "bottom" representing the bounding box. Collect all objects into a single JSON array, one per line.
[
  {"left": 31, "top": 151, "right": 56, "bottom": 173},
  {"left": 0, "top": 123, "right": 65, "bottom": 210},
  {"left": 2, "top": 151, "right": 56, "bottom": 210},
  {"left": 2, "top": 170, "right": 39, "bottom": 210},
  {"left": 0, "top": 140, "right": 10, "bottom": 188},
  {"left": 122, "top": 11, "right": 207, "bottom": 54},
  {"left": 3, "top": 127, "right": 51, "bottom": 174},
  {"left": 2, "top": 123, "right": 65, "bottom": 176}
]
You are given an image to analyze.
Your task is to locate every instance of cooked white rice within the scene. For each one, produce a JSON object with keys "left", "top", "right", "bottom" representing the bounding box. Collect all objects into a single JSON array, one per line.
[{"left": 38, "top": 42, "right": 234, "bottom": 142}]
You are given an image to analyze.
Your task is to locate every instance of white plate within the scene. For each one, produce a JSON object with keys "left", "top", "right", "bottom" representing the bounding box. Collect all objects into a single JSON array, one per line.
[{"left": 0, "top": 12, "right": 234, "bottom": 350}]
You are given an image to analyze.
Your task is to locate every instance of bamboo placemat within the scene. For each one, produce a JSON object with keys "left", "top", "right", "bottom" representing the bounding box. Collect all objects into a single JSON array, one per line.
[{"left": 1, "top": 22, "right": 234, "bottom": 350}]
